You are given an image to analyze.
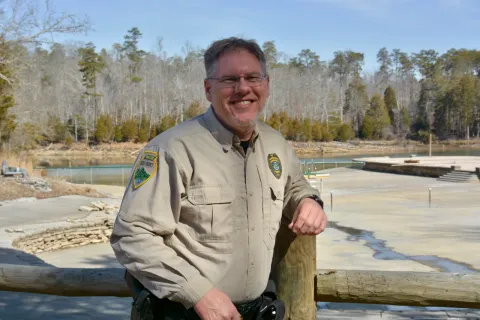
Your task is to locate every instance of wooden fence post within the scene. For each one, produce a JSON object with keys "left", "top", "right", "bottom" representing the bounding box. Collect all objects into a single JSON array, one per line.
[{"left": 271, "top": 220, "right": 316, "bottom": 320}]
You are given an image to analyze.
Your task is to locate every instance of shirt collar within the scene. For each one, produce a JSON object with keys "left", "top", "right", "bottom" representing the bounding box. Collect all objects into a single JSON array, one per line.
[{"left": 203, "top": 105, "right": 260, "bottom": 152}]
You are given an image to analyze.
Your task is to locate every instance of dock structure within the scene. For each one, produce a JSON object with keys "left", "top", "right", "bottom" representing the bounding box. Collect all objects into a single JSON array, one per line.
[{"left": 354, "top": 156, "right": 480, "bottom": 182}]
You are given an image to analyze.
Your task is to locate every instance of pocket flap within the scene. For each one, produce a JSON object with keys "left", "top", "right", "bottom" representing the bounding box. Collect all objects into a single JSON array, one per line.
[
  {"left": 269, "top": 185, "right": 284, "bottom": 201},
  {"left": 188, "top": 184, "right": 235, "bottom": 205}
]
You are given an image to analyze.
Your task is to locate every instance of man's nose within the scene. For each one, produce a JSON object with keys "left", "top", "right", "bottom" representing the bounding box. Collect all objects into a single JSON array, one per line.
[{"left": 234, "top": 77, "right": 251, "bottom": 94}]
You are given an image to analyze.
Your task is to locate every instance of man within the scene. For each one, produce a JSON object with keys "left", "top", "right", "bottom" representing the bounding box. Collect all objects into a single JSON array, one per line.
[{"left": 110, "top": 37, "right": 327, "bottom": 320}]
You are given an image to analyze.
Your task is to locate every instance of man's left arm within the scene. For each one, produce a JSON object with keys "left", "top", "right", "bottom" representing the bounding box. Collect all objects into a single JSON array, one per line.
[{"left": 283, "top": 144, "right": 327, "bottom": 236}]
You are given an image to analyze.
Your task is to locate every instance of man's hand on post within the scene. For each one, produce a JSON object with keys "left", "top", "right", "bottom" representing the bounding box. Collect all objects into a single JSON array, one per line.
[
  {"left": 288, "top": 197, "right": 328, "bottom": 235},
  {"left": 193, "top": 287, "right": 241, "bottom": 320}
]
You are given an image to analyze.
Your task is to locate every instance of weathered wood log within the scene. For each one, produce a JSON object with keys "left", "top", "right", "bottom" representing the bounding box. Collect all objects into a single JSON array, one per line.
[
  {"left": 0, "top": 264, "right": 130, "bottom": 297},
  {"left": 2, "top": 264, "right": 480, "bottom": 310},
  {"left": 315, "top": 269, "right": 480, "bottom": 309},
  {"left": 271, "top": 222, "right": 316, "bottom": 320}
]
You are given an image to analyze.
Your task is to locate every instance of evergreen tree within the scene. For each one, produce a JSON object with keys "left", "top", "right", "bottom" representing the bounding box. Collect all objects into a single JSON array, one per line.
[
  {"left": 184, "top": 101, "right": 204, "bottom": 120},
  {"left": 262, "top": 41, "right": 278, "bottom": 68},
  {"left": 137, "top": 114, "right": 150, "bottom": 143},
  {"left": 289, "top": 49, "right": 321, "bottom": 70},
  {"left": 122, "top": 27, "right": 146, "bottom": 83},
  {"left": 452, "top": 75, "right": 476, "bottom": 139},
  {"left": 78, "top": 42, "right": 105, "bottom": 133},
  {"left": 94, "top": 114, "right": 113, "bottom": 142},
  {"left": 122, "top": 118, "right": 138, "bottom": 142},
  {"left": 0, "top": 39, "right": 16, "bottom": 148},
  {"left": 400, "top": 107, "right": 411, "bottom": 136},
  {"left": 361, "top": 94, "right": 390, "bottom": 139},
  {"left": 383, "top": 86, "right": 397, "bottom": 129}
]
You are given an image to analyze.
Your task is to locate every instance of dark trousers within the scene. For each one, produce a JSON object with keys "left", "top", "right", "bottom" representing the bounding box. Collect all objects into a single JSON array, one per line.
[{"left": 147, "top": 296, "right": 263, "bottom": 320}]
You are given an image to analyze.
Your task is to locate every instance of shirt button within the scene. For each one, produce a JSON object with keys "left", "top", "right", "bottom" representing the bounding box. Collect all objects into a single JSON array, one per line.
[
  {"left": 249, "top": 192, "right": 253, "bottom": 197},
  {"left": 251, "top": 227, "right": 255, "bottom": 231}
]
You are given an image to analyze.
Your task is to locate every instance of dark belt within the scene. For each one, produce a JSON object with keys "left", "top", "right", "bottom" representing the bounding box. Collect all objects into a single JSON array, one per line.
[
  {"left": 142, "top": 295, "right": 263, "bottom": 320},
  {"left": 235, "top": 296, "right": 263, "bottom": 319}
]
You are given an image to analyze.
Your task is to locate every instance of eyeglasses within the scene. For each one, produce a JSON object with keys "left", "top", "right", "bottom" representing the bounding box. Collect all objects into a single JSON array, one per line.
[{"left": 207, "top": 75, "right": 267, "bottom": 88}]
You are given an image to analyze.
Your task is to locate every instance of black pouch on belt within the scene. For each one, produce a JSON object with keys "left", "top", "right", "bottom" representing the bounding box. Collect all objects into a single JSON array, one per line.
[
  {"left": 125, "top": 271, "right": 155, "bottom": 320},
  {"left": 258, "top": 280, "right": 285, "bottom": 320}
]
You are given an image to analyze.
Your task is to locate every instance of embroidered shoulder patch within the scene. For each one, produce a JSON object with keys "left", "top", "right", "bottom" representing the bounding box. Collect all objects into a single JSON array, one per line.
[
  {"left": 268, "top": 153, "right": 282, "bottom": 179},
  {"left": 133, "top": 150, "right": 158, "bottom": 189}
]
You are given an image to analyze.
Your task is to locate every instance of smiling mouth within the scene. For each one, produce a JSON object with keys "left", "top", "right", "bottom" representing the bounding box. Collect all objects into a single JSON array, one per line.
[{"left": 230, "top": 100, "right": 254, "bottom": 106}]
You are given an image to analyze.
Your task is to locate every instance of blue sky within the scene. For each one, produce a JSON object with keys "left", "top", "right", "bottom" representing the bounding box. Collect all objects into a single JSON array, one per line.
[{"left": 52, "top": 0, "right": 479, "bottom": 72}]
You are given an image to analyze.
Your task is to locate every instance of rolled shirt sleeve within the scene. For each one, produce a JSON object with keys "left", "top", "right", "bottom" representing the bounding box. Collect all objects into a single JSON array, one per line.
[
  {"left": 282, "top": 142, "right": 322, "bottom": 221},
  {"left": 110, "top": 144, "right": 214, "bottom": 309}
]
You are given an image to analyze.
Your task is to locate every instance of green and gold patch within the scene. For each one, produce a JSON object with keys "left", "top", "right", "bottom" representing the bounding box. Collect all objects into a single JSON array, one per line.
[
  {"left": 132, "top": 150, "right": 158, "bottom": 189},
  {"left": 268, "top": 153, "right": 282, "bottom": 179}
]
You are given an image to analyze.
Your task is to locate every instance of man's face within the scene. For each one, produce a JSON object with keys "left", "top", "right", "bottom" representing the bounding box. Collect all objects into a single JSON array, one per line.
[{"left": 204, "top": 49, "right": 270, "bottom": 136}]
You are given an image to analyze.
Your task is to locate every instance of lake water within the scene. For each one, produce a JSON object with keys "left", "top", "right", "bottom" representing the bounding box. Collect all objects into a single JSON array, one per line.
[{"left": 35, "top": 148, "right": 480, "bottom": 186}]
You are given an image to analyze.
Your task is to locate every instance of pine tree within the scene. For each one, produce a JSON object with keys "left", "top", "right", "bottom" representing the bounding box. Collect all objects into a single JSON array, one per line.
[
  {"left": 311, "top": 121, "right": 323, "bottom": 141},
  {"left": 184, "top": 101, "right": 204, "bottom": 120},
  {"left": 122, "top": 27, "right": 146, "bottom": 83},
  {"left": 94, "top": 114, "right": 113, "bottom": 142},
  {"left": 361, "top": 94, "right": 391, "bottom": 139},
  {"left": 137, "top": 114, "right": 150, "bottom": 143},
  {"left": 383, "top": 86, "right": 397, "bottom": 125},
  {"left": 122, "top": 118, "right": 138, "bottom": 142},
  {"left": 0, "top": 39, "right": 16, "bottom": 148},
  {"left": 400, "top": 107, "right": 411, "bottom": 136},
  {"left": 78, "top": 42, "right": 105, "bottom": 134},
  {"left": 451, "top": 75, "right": 476, "bottom": 139}
]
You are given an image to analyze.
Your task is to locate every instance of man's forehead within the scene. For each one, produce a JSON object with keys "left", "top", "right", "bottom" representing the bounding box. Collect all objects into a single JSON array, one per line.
[{"left": 215, "top": 49, "right": 262, "bottom": 75}]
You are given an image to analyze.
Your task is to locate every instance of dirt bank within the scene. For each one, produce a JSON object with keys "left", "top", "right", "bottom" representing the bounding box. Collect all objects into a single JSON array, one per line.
[
  {"left": 24, "top": 139, "right": 480, "bottom": 159},
  {"left": 291, "top": 139, "right": 480, "bottom": 157},
  {"left": 0, "top": 177, "right": 106, "bottom": 202}
]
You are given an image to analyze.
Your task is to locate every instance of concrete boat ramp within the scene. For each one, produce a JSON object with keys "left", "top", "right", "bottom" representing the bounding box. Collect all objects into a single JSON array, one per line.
[{"left": 354, "top": 156, "right": 480, "bottom": 182}]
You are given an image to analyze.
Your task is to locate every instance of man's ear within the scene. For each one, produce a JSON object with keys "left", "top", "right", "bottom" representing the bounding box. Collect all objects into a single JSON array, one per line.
[
  {"left": 265, "top": 75, "right": 271, "bottom": 97},
  {"left": 204, "top": 79, "right": 213, "bottom": 102}
]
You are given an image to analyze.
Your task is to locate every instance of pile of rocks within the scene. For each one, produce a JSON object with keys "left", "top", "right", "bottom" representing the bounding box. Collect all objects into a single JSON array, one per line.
[
  {"left": 13, "top": 219, "right": 114, "bottom": 254},
  {"left": 78, "top": 201, "right": 119, "bottom": 215},
  {"left": 20, "top": 177, "right": 52, "bottom": 192}
]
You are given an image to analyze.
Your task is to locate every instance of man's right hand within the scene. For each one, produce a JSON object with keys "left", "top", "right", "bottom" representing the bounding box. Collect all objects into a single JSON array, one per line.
[{"left": 193, "top": 288, "right": 241, "bottom": 320}]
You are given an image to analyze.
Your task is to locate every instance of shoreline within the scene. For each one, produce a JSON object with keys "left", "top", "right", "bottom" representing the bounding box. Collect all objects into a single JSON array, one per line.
[{"left": 19, "top": 139, "right": 480, "bottom": 159}]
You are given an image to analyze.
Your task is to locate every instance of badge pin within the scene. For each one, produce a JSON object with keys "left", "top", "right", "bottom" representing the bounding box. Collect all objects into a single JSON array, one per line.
[{"left": 268, "top": 153, "right": 282, "bottom": 179}]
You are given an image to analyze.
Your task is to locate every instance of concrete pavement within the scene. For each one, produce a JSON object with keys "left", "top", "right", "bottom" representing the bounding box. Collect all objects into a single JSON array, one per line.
[
  {"left": 0, "top": 194, "right": 129, "bottom": 320},
  {"left": 2, "top": 171, "right": 480, "bottom": 319}
]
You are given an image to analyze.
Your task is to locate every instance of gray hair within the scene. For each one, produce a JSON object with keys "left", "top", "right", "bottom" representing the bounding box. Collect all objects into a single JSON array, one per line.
[{"left": 204, "top": 37, "right": 267, "bottom": 79}]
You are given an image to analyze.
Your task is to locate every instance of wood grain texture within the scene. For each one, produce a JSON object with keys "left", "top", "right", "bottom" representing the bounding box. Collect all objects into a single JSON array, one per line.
[
  {"left": 0, "top": 264, "right": 130, "bottom": 296},
  {"left": 272, "top": 222, "right": 316, "bottom": 320},
  {"left": 315, "top": 269, "right": 480, "bottom": 308}
]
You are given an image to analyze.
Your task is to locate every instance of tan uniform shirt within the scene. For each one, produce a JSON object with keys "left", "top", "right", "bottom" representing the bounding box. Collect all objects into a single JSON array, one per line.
[{"left": 110, "top": 106, "right": 321, "bottom": 309}]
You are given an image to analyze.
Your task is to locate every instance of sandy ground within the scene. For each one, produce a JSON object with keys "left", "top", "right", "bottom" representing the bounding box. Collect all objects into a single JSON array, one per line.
[{"left": 2, "top": 169, "right": 480, "bottom": 319}]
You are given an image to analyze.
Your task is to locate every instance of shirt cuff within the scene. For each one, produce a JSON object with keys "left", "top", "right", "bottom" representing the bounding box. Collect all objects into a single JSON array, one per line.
[
  {"left": 307, "top": 194, "right": 324, "bottom": 209},
  {"left": 169, "top": 274, "right": 215, "bottom": 309}
]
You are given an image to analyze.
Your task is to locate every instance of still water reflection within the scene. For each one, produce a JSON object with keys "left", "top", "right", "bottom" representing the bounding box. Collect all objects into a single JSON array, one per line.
[{"left": 35, "top": 149, "right": 480, "bottom": 186}]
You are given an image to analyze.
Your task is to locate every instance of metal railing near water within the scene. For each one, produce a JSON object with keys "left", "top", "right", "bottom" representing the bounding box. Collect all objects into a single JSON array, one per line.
[
  {"left": 300, "top": 159, "right": 364, "bottom": 175},
  {"left": 33, "top": 161, "right": 365, "bottom": 186},
  {"left": 33, "top": 165, "right": 133, "bottom": 186}
]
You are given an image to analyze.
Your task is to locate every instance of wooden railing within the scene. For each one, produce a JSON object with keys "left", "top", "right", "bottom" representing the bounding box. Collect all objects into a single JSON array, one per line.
[{"left": 1, "top": 225, "right": 479, "bottom": 319}]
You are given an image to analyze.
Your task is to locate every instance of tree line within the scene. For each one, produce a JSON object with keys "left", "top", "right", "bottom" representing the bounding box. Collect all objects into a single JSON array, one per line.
[{"left": 0, "top": 3, "right": 479, "bottom": 150}]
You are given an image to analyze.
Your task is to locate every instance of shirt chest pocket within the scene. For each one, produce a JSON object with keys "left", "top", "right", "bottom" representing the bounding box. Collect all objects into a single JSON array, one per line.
[
  {"left": 263, "top": 184, "right": 284, "bottom": 250},
  {"left": 184, "top": 184, "right": 235, "bottom": 243}
]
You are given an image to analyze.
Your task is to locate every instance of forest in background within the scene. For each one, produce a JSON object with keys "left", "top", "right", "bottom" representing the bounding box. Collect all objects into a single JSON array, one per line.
[{"left": 0, "top": 0, "right": 479, "bottom": 152}]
